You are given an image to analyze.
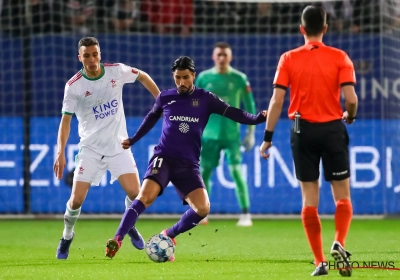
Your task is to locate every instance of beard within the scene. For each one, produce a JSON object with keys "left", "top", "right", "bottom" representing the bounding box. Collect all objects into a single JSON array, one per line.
[{"left": 177, "top": 85, "right": 193, "bottom": 96}]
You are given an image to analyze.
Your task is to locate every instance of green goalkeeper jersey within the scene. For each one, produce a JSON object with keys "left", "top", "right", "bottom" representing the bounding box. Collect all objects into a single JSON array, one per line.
[{"left": 196, "top": 66, "right": 256, "bottom": 141}]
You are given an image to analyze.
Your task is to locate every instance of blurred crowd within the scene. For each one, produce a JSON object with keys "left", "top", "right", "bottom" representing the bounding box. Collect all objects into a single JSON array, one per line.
[{"left": 0, "top": 0, "right": 399, "bottom": 36}]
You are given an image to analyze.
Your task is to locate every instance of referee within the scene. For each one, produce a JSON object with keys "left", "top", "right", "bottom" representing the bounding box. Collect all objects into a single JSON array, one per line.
[{"left": 259, "top": 5, "right": 358, "bottom": 277}]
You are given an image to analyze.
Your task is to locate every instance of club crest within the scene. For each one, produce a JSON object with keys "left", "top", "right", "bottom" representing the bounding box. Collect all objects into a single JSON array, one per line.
[
  {"left": 151, "top": 168, "right": 158, "bottom": 174},
  {"left": 192, "top": 99, "right": 199, "bottom": 107}
]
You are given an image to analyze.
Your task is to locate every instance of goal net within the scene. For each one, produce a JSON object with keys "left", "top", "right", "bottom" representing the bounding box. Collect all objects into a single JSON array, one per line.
[{"left": 0, "top": 0, "right": 399, "bottom": 215}]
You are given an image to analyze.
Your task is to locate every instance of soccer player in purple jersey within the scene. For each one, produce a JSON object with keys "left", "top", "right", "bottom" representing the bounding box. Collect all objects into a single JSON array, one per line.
[{"left": 104, "top": 56, "right": 267, "bottom": 260}]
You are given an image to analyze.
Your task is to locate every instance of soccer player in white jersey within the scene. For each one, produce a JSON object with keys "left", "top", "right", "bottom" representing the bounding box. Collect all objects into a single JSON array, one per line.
[{"left": 53, "top": 37, "right": 160, "bottom": 259}]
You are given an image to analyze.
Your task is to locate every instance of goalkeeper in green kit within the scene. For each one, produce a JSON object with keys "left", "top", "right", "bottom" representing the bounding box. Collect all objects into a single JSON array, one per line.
[{"left": 196, "top": 42, "right": 256, "bottom": 226}]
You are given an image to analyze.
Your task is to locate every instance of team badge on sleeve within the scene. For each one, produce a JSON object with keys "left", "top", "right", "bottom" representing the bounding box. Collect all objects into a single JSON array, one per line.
[
  {"left": 132, "top": 68, "right": 139, "bottom": 74},
  {"left": 192, "top": 99, "right": 199, "bottom": 107}
]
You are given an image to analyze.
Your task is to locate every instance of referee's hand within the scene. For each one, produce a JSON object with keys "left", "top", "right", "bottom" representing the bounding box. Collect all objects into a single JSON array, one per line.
[
  {"left": 260, "top": 141, "right": 272, "bottom": 160},
  {"left": 342, "top": 111, "right": 356, "bottom": 125},
  {"left": 121, "top": 139, "right": 132, "bottom": 149}
]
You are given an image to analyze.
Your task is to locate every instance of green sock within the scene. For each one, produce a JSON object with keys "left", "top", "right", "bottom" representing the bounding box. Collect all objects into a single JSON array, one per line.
[
  {"left": 229, "top": 164, "right": 250, "bottom": 211},
  {"left": 201, "top": 167, "right": 213, "bottom": 196}
]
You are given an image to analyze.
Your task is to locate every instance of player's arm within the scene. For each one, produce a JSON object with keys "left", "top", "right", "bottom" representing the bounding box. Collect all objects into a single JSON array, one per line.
[
  {"left": 54, "top": 114, "right": 72, "bottom": 180},
  {"left": 241, "top": 76, "right": 257, "bottom": 151},
  {"left": 339, "top": 53, "right": 358, "bottom": 124},
  {"left": 54, "top": 84, "right": 77, "bottom": 179},
  {"left": 122, "top": 95, "right": 163, "bottom": 149},
  {"left": 260, "top": 53, "right": 289, "bottom": 159},
  {"left": 210, "top": 93, "right": 266, "bottom": 125},
  {"left": 137, "top": 70, "right": 160, "bottom": 98},
  {"left": 120, "top": 64, "right": 160, "bottom": 98}
]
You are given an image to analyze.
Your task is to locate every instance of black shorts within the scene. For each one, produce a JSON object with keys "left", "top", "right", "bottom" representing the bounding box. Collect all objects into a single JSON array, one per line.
[{"left": 290, "top": 119, "right": 350, "bottom": 182}]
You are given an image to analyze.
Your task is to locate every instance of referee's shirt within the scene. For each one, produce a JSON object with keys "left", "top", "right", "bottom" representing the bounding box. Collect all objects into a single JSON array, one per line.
[{"left": 273, "top": 41, "right": 356, "bottom": 123}]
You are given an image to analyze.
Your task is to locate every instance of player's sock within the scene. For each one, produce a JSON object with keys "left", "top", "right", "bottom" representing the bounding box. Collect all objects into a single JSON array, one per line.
[
  {"left": 201, "top": 167, "right": 213, "bottom": 195},
  {"left": 125, "top": 196, "right": 133, "bottom": 209},
  {"left": 63, "top": 203, "right": 81, "bottom": 240},
  {"left": 302, "top": 206, "right": 325, "bottom": 266},
  {"left": 166, "top": 208, "right": 204, "bottom": 238},
  {"left": 334, "top": 199, "right": 353, "bottom": 247},
  {"left": 228, "top": 165, "right": 250, "bottom": 211},
  {"left": 114, "top": 199, "right": 146, "bottom": 240}
]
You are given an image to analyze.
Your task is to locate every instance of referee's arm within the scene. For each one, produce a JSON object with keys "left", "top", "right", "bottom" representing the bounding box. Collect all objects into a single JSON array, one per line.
[
  {"left": 265, "top": 87, "right": 286, "bottom": 132},
  {"left": 342, "top": 85, "right": 358, "bottom": 124}
]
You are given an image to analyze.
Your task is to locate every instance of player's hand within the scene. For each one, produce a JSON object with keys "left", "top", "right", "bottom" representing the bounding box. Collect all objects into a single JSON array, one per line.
[
  {"left": 342, "top": 111, "right": 356, "bottom": 125},
  {"left": 242, "top": 131, "right": 255, "bottom": 152},
  {"left": 259, "top": 141, "right": 272, "bottom": 160},
  {"left": 53, "top": 153, "right": 66, "bottom": 180},
  {"left": 262, "top": 110, "right": 268, "bottom": 117},
  {"left": 121, "top": 138, "right": 132, "bottom": 149}
]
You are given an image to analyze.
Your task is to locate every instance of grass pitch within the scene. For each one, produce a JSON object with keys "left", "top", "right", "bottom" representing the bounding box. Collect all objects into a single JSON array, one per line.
[{"left": 0, "top": 219, "right": 399, "bottom": 279}]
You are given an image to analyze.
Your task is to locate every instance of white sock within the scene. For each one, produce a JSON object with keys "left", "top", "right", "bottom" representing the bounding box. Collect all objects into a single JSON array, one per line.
[
  {"left": 63, "top": 203, "right": 81, "bottom": 240},
  {"left": 125, "top": 196, "right": 133, "bottom": 210}
]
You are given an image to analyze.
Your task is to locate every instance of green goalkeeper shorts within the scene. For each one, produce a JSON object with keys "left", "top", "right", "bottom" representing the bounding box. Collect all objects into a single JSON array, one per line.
[{"left": 200, "top": 138, "right": 242, "bottom": 168}]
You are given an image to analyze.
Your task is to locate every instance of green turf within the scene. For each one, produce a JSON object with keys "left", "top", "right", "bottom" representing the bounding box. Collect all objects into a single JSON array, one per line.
[{"left": 0, "top": 219, "right": 399, "bottom": 279}]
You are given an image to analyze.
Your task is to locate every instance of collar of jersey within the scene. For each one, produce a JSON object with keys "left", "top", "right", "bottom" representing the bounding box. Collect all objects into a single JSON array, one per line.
[
  {"left": 305, "top": 41, "right": 325, "bottom": 46},
  {"left": 212, "top": 66, "right": 232, "bottom": 75},
  {"left": 80, "top": 64, "right": 105, "bottom": 81}
]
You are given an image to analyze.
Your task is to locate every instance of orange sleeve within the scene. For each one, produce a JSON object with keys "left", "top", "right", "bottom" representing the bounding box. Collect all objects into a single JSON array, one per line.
[
  {"left": 273, "top": 53, "right": 290, "bottom": 89},
  {"left": 339, "top": 52, "right": 356, "bottom": 86}
]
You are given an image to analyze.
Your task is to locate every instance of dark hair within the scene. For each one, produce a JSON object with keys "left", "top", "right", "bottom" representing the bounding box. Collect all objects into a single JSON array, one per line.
[
  {"left": 171, "top": 56, "right": 195, "bottom": 72},
  {"left": 78, "top": 37, "right": 100, "bottom": 50},
  {"left": 301, "top": 6, "right": 326, "bottom": 36},
  {"left": 214, "top": 42, "right": 231, "bottom": 49}
]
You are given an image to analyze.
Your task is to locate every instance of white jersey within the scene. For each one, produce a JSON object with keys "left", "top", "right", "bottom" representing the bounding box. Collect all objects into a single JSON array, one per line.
[{"left": 62, "top": 63, "right": 140, "bottom": 156}]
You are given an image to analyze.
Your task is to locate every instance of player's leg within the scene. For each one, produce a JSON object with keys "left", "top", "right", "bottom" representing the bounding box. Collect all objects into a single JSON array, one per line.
[
  {"left": 106, "top": 155, "right": 170, "bottom": 258},
  {"left": 199, "top": 139, "right": 221, "bottom": 224},
  {"left": 200, "top": 139, "right": 221, "bottom": 196},
  {"left": 109, "top": 150, "right": 144, "bottom": 249},
  {"left": 166, "top": 188, "right": 209, "bottom": 239},
  {"left": 322, "top": 121, "right": 352, "bottom": 276},
  {"left": 291, "top": 122, "right": 327, "bottom": 276},
  {"left": 57, "top": 148, "right": 106, "bottom": 259},
  {"left": 105, "top": 178, "right": 161, "bottom": 258},
  {"left": 225, "top": 141, "right": 251, "bottom": 226},
  {"left": 163, "top": 167, "right": 209, "bottom": 256}
]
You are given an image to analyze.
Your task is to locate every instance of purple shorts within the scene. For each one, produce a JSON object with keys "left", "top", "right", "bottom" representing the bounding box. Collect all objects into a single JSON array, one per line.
[{"left": 143, "top": 154, "right": 206, "bottom": 204}]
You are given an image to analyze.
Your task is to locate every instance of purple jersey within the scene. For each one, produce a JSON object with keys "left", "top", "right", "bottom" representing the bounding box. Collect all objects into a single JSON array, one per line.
[
  {"left": 129, "top": 86, "right": 265, "bottom": 164},
  {"left": 153, "top": 87, "right": 228, "bottom": 163}
]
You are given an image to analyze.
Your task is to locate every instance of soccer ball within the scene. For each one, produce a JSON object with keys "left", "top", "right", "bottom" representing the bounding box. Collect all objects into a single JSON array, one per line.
[{"left": 145, "top": 233, "right": 175, "bottom": 263}]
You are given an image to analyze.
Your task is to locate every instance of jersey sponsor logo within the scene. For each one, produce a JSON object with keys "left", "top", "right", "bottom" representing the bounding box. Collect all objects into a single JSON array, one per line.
[
  {"left": 179, "top": 122, "right": 190, "bottom": 133},
  {"left": 167, "top": 100, "right": 176, "bottom": 105},
  {"left": 85, "top": 91, "right": 92, "bottom": 97},
  {"left": 131, "top": 68, "right": 138, "bottom": 74},
  {"left": 169, "top": 116, "right": 199, "bottom": 122},
  {"left": 192, "top": 99, "right": 199, "bottom": 107},
  {"left": 93, "top": 99, "right": 119, "bottom": 120},
  {"left": 110, "top": 79, "right": 117, "bottom": 88}
]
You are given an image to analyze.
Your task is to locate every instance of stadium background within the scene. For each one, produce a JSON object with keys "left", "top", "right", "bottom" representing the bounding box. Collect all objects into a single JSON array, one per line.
[{"left": 0, "top": 0, "right": 400, "bottom": 215}]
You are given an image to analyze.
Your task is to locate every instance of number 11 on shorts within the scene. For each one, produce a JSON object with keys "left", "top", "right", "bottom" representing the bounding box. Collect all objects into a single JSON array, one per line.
[{"left": 153, "top": 157, "right": 163, "bottom": 168}]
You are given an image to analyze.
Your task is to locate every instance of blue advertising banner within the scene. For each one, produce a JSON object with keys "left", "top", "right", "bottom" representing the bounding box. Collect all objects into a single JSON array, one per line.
[
  {"left": 0, "top": 117, "right": 399, "bottom": 214},
  {"left": 1, "top": 34, "right": 399, "bottom": 119}
]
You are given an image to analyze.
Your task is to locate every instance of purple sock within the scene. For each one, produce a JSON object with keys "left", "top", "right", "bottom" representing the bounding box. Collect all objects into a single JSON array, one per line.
[
  {"left": 114, "top": 199, "right": 146, "bottom": 240},
  {"left": 166, "top": 208, "right": 204, "bottom": 238}
]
